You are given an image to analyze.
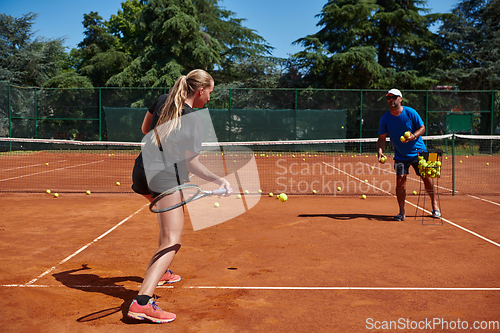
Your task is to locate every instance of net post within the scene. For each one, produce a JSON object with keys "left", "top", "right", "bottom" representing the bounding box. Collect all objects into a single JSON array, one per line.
[
  {"left": 452, "top": 134, "right": 456, "bottom": 195},
  {"left": 359, "top": 89, "right": 363, "bottom": 153}
]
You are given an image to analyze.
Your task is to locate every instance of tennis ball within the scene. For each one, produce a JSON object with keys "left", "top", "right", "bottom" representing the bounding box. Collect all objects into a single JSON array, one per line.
[
  {"left": 459, "top": 160, "right": 462, "bottom": 163},
  {"left": 269, "top": 193, "right": 273, "bottom": 197},
  {"left": 258, "top": 189, "right": 262, "bottom": 193},
  {"left": 45, "top": 163, "right": 49, "bottom": 166},
  {"left": 214, "top": 202, "right": 219, "bottom": 208},
  {"left": 466, "top": 155, "right": 469, "bottom": 158},
  {"left": 244, "top": 190, "right": 249, "bottom": 194},
  {"left": 54, "top": 193, "right": 59, "bottom": 198},
  {"left": 116, "top": 182, "right": 120, "bottom": 186},
  {"left": 312, "top": 190, "right": 317, "bottom": 194},
  {"left": 400, "top": 136, "right": 406, "bottom": 142},
  {"left": 46, "top": 189, "right": 51, "bottom": 194},
  {"left": 278, "top": 193, "right": 287, "bottom": 202},
  {"left": 236, "top": 194, "right": 242, "bottom": 199},
  {"left": 371, "top": 166, "right": 374, "bottom": 170},
  {"left": 413, "top": 190, "right": 417, "bottom": 195},
  {"left": 361, "top": 195, "right": 367, "bottom": 199},
  {"left": 337, "top": 187, "right": 341, "bottom": 191},
  {"left": 487, "top": 163, "right": 489, "bottom": 166},
  {"left": 86, "top": 190, "right": 91, "bottom": 195},
  {"left": 364, "top": 179, "right": 368, "bottom": 183},
  {"left": 404, "top": 131, "right": 411, "bottom": 138},
  {"left": 380, "top": 156, "right": 387, "bottom": 163}
]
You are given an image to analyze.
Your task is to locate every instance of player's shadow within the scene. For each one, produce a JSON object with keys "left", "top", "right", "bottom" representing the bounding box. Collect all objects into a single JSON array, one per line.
[
  {"left": 52, "top": 264, "right": 149, "bottom": 324},
  {"left": 298, "top": 213, "right": 399, "bottom": 222}
]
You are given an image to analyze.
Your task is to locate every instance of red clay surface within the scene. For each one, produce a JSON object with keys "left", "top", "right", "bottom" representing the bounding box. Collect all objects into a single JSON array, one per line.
[{"left": 1, "top": 192, "right": 499, "bottom": 332}]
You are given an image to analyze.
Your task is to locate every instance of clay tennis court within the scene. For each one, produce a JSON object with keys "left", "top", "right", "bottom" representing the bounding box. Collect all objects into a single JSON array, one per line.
[{"left": 1, "top": 142, "right": 500, "bottom": 332}]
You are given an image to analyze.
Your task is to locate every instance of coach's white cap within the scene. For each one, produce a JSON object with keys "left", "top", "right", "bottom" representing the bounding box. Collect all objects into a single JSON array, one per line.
[{"left": 386, "top": 88, "right": 402, "bottom": 97}]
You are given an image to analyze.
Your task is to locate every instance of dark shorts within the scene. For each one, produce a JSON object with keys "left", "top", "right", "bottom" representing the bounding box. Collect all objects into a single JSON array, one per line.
[
  {"left": 394, "top": 158, "right": 420, "bottom": 176},
  {"left": 131, "top": 164, "right": 181, "bottom": 198}
]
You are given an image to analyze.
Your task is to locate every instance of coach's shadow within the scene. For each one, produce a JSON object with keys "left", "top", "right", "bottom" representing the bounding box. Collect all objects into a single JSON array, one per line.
[
  {"left": 53, "top": 264, "right": 145, "bottom": 324},
  {"left": 298, "top": 213, "right": 397, "bottom": 222}
]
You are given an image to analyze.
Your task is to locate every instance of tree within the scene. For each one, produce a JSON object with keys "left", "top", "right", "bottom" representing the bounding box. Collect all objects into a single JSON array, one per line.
[
  {"left": 437, "top": 0, "right": 500, "bottom": 90},
  {"left": 293, "top": 0, "right": 449, "bottom": 89},
  {"left": 72, "top": 12, "right": 131, "bottom": 87},
  {"left": 0, "top": 13, "right": 67, "bottom": 86},
  {"left": 106, "top": 0, "right": 273, "bottom": 86}
]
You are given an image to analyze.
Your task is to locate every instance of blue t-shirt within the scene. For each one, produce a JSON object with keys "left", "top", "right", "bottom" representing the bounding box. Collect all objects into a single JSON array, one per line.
[{"left": 378, "top": 106, "right": 427, "bottom": 161}]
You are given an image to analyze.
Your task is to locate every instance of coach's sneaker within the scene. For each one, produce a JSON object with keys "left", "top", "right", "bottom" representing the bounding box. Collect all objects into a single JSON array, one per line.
[
  {"left": 158, "top": 269, "right": 181, "bottom": 286},
  {"left": 127, "top": 296, "right": 176, "bottom": 323}
]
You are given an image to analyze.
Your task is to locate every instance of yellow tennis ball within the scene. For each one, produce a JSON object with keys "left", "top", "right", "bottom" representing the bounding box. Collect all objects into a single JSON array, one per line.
[
  {"left": 312, "top": 190, "right": 317, "bottom": 194},
  {"left": 46, "top": 189, "right": 51, "bottom": 194},
  {"left": 86, "top": 190, "right": 91, "bottom": 195},
  {"left": 361, "top": 195, "right": 367, "bottom": 199},
  {"left": 45, "top": 163, "right": 49, "bottom": 166},
  {"left": 214, "top": 202, "right": 219, "bottom": 208},
  {"left": 337, "top": 187, "right": 341, "bottom": 191},
  {"left": 237, "top": 194, "right": 242, "bottom": 199},
  {"left": 258, "top": 189, "right": 262, "bottom": 193},
  {"left": 54, "top": 193, "right": 59, "bottom": 198},
  {"left": 278, "top": 193, "right": 287, "bottom": 202},
  {"left": 486, "top": 163, "right": 489, "bottom": 166},
  {"left": 413, "top": 190, "right": 417, "bottom": 195},
  {"left": 269, "top": 193, "right": 273, "bottom": 197},
  {"left": 364, "top": 179, "right": 368, "bottom": 183},
  {"left": 116, "top": 182, "right": 120, "bottom": 186},
  {"left": 400, "top": 136, "right": 406, "bottom": 142},
  {"left": 244, "top": 190, "right": 249, "bottom": 194}
]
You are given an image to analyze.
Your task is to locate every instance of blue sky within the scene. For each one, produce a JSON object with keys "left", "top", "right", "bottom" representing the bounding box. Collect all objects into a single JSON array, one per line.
[{"left": 1, "top": 0, "right": 459, "bottom": 58}]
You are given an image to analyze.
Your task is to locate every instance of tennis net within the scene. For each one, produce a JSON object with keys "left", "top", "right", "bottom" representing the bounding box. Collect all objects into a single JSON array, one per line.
[{"left": 0, "top": 135, "right": 499, "bottom": 195}]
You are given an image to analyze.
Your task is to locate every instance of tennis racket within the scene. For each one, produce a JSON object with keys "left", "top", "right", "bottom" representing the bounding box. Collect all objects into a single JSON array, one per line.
[{"left": 150, "top": 183, "right": 230, "bottom": 213}]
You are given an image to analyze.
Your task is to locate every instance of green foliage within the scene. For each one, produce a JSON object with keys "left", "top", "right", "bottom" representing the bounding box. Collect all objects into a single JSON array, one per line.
[
  {"left": 72, "top": 12, "right": 131, "bottom": 87},
  {"left": 437, "top": 0, "right": 500, "bottom": 90},
  {"left": 106, "top": 0, "right": 272, "bottom": 86},
  {"left": 0, "top": 13, "right": 67, "bottom": 87},
  {"left": 292, "top": 0, "right": 447, "bottom": 89}
]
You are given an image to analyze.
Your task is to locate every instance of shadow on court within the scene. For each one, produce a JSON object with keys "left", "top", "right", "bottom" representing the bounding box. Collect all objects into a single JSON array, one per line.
[
  {"left": 298, "top": 213, "right": 402, "bottom": 222},
  {"left": 53, "top": 264, "right": 149, "bottom": 324}
]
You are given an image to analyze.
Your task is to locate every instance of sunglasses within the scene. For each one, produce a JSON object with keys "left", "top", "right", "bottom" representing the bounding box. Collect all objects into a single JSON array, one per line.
[{"left": 386, "top": 95, "right": 399, "bottom": 101}]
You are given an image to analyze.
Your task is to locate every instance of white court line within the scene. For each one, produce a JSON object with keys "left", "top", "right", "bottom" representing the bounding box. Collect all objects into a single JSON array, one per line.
[
  {"left": 468, "top": 195, "right": 500, "bottom": 207},
  {"left": 1, "top": 284, "right": 173, "bottom": 289},
  {"left": 1, "top": 160, "right": 67, "bottom": 172},
  {"left": 2, "top": 284, "right": 497, "bottom": 291},
  {"left": 365, "top": 163, "right": 455, "bottom": 193},
  {"left": 190, "top": 286, "right": 500, "bottom": 291},
  {"left": 323, "top": 162, "right": 500, "bottom": 249},
  {"left": 23, "top": 203, "right": 148, "bottom": 286},
  {"left": 0, "top": 160, "right": 104, "bottom": 182}
]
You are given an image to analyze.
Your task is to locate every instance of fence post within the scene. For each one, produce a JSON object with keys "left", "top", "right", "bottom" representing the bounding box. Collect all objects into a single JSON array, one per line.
[
  {"left": 294, "top": 89, "right": 298, "bottom": 140},
  {"left": 99, "top": 87, "right": 102, "bottom": 141},
  {"left": 425, "top": 90, "right": 429, "bottom": 135},
  {"left": 228, "top": 88, "right": 232, "bottom": 142},
  {"left": 8, "top": 82, "right": 11, "bottom": 138},
  {"left": 34, "top": 87, "right": 37, "bottom": 139}
]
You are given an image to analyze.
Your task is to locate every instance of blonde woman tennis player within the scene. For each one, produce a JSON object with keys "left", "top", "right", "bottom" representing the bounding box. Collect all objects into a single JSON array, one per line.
[{"left": 129, "top": 69, "right": 231, "bottom": 323}]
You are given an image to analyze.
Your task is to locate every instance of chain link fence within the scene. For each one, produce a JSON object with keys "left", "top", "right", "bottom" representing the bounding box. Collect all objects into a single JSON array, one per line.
[{"left": 0, "top": 82, "right": 498, "bottom": 142}]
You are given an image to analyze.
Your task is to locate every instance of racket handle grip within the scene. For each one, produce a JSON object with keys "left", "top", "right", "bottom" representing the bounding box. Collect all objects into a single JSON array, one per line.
[{"left": 212, "top": 187, "right": 232, "bottom": 195}]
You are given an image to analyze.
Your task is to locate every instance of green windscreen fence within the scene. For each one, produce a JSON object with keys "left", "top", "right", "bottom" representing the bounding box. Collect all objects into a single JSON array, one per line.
[
  {"left": 1, "top": 82, "right": 498, "bottom": 141},
  {"left": 103, "top": 107, "right": 147, "bottom": 142}
]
